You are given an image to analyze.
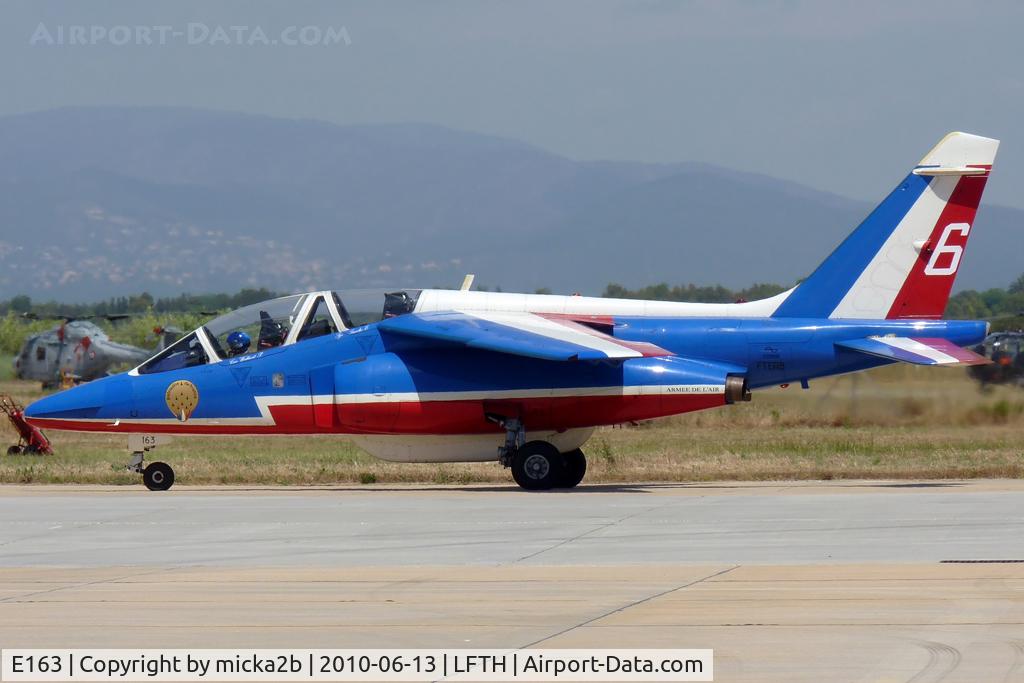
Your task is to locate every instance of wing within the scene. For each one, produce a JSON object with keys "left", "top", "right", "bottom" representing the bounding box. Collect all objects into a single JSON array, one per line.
[
  {"left": 378, "top": 310, "right": 671, "bottom": 362},
  {"left": 835, "top": 336, "right": 990, "bottom": 366}
]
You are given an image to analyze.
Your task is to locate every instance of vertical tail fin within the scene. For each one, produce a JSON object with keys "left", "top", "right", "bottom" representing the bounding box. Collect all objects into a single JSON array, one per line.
[{"left": 772, "top": 132, "right": 999, "bottom": 319}]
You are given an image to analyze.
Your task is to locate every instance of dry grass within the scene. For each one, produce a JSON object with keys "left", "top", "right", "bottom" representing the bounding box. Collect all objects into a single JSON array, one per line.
[{"left": 2, "top": 364, "right": 1023, "bottom": 485}]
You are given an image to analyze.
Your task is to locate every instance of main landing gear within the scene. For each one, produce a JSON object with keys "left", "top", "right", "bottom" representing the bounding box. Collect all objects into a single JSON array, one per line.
[
  {"left": 494, "top": 417, "right": 587, "bottom": 491},
  {"left": 126, "top": 434, "right": 175, "bottom": 491}
]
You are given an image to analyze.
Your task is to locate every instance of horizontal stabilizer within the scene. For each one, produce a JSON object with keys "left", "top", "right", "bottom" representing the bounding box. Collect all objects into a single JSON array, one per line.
[
  {"left": 379, "top": 311, "right": 672, "bottom": 362},
  {"left": 836, "top": 336, "right": 990, "bottom": 366}
]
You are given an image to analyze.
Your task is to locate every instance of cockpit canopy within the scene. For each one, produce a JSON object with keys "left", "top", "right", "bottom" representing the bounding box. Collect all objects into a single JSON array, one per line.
[{"left": 136, "top": 289, "right": 420, "bottom": 375}]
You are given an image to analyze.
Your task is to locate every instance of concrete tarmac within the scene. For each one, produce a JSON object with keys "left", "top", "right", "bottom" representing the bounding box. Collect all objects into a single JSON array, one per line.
[{"left": 1, "top": 481, "right": 1023, "bottom": 682}]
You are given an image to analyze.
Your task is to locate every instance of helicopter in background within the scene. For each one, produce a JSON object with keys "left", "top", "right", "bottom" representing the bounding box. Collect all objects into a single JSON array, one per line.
[
  {"left": 968, "top": 331, "right": 1024, "bottom": 388},
  {"left": 12, "top": 317, "right": 182, "bottom": 389}
]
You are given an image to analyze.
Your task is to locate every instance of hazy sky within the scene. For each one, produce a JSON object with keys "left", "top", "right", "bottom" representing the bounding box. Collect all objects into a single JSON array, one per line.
[{"left": 3, "top": 0, "right": 1023, "bottom": 208}]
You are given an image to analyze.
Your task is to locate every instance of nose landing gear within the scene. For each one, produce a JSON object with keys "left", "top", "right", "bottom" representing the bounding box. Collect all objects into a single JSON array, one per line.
[
  {"left": 126, "top": 434, "right": 176, "bottom": 491},
  {"left": 142, "top": 461, "right": 175, "bottom": 491}
]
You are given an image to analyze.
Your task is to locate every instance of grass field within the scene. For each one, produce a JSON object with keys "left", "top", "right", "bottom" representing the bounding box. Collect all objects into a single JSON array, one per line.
[
  {"left": 0, "top": 354, "right": 13, "bottom": 382},
  {"left": 1, "top": 365, "right": 1022, "bottom": 485}
]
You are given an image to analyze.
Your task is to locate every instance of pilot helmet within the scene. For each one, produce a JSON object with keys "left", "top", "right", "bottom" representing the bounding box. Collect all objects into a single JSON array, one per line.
[{"left": 226, "top": 331, "right": 252, "bottom": 355}]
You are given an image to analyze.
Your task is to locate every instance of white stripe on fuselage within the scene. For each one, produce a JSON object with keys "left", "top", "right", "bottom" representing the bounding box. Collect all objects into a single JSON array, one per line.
[
  {"left": 332, "top": 383, "right": 725, "bottom": 403},
  {"left": 457, "top": 310, "right": 641, "bottom": 358}
]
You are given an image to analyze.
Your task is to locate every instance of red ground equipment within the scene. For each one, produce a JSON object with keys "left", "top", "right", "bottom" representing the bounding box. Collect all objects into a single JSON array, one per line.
[{"left": 1, "top": 395, "right": 53, "bottom": 455}]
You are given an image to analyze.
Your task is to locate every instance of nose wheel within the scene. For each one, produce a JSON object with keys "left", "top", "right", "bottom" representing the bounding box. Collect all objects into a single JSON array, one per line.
[
  {"left": 142, "top": 461, "right": 175, "bottom": 491},
  {"left": 125, "top": 434, "right": 176, "bottom": 491}
]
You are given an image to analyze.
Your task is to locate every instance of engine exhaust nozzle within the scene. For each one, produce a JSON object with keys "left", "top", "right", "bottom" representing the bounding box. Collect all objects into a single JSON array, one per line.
[{"left": 725, "top": 375, "right": 751, "bottom": 404}]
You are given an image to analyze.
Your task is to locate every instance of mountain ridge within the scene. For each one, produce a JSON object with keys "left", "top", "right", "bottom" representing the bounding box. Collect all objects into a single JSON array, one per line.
[{"left": 0, "top": 106, "right": 1017, "bottom": 300}]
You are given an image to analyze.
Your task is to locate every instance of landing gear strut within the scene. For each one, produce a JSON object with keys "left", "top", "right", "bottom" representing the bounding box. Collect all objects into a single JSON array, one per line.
[
  {"left": 492, "top": 416, "right": 588, "bottom": 491},
  {"left": 127, "top": 434, "right": 175, "bottom": 491},
  {"left": 493, "top": 416, "right": 525, "bottom": 468}
]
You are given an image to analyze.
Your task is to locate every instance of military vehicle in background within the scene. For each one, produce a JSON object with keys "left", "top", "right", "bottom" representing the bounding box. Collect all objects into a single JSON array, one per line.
[
  {"left": 12, "top": 318, "right": 182, "bottom": 388},
  {"left": 968, "top": 331, "right": 1024, "bottom": 388}
]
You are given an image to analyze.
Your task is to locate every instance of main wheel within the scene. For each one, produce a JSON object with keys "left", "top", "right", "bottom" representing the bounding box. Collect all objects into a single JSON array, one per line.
[
  {"left": 6, "top": 445, "right": 22, "bottom": 456},
  {"left": 558, "top": 448, "right": 587, "bottom": 488},
  {"left": 143, "top": 461, "right": 175, "bottom": 491},
  {"left": 511, "top": 441, "right": 565, "bottom": 491}
]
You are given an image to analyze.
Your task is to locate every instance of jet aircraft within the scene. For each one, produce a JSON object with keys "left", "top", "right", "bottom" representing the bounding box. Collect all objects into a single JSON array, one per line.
[{"left": 25, "top": 132, "right": 998, "bottom": 491}]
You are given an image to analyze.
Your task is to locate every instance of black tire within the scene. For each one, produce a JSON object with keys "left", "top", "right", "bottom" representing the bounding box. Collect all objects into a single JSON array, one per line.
[
  {"left": 511, "top": 441, "right": 564, "bottom": 490},
  {"left": 23, "top": 445, "right": 40, "bottom": 455},
  {"left": 6, "top": 445, "right": 22, "bottom": 456},
  {"left": 143, "top": 461, "right": 175, "bottom": 491},
  {"left": 558, "top": 448, "right": 587, "bottom": 489}
]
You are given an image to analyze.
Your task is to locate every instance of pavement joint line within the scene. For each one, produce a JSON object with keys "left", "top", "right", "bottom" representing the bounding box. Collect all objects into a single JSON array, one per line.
[
  {"left": 0, "top": 566, "right": 183, "bottom": 604},
  {"left": 518, "top": 564, "right": 740, "bottom": 648},
  {"left": 510, "top": 495, "right": 687, "bottom": 564},
  {"left": 3, "top": 574, "right": 1015, "bottom": 585}
]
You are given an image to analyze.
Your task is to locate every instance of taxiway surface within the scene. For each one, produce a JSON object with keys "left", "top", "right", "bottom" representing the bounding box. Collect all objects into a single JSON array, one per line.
[{"left": 1, "top": 481, "right": 1022, "bottom": 682}]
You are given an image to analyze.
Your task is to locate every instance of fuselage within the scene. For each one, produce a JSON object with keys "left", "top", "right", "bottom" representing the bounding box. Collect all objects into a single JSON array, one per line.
[{"left": 24, "top": 303, "right": 986, "bottom": 445}]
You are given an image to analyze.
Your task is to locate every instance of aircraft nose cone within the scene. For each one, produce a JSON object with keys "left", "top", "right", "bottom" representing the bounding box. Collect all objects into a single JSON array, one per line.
[{"left": 24, "top": 379, "right": 107, "bottom": 421}]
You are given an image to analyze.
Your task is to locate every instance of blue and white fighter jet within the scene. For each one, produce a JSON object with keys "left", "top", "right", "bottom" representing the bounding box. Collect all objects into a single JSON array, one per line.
[{"left": 25, "top": 132, "right": 998, "bottom": 491}]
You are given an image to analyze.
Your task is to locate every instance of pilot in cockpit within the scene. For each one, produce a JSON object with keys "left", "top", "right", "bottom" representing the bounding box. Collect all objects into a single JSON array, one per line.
[{"left": 226, "top": 331, "right": 252, "bottom": 357}]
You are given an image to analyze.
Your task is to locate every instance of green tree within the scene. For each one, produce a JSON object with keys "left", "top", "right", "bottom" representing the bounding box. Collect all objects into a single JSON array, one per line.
[
  {"left": 1008, "top": 273, "right": 1024, "bottom": 295},
  {"left": 9, "top": 295, "right": 31, "bottom": 314},
  {"left": 602, "top": 281, "right": 786, "bottom": 303},
  {"left": 945, "top": 290, "right": 988, "bottom": 319}
]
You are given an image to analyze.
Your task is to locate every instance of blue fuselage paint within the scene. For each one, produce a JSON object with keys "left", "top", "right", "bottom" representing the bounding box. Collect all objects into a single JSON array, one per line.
[
  {"left": 612, "top": 316, "right": 985, "bottom": 388},
  {"left": 24, "top": 315, "right": 987, "bottom": 427}
]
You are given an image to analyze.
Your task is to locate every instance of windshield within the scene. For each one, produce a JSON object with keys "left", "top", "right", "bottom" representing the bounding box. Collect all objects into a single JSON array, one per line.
[
  {"left": 134, "top": 289, "right": 424, "bottom": 372},
  {"left": 205, "top": 294, "right": 306, "bottom": 357},
  {"left": 335, "top": 288, "right": 421, "bottom": 326},
  {"left": 138, "top": 332, "right": 209, "bottom": 374}
]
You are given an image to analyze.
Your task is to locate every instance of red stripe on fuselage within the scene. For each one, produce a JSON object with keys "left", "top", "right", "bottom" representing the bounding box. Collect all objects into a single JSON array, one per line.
[
  {"left": 534, "top": 313, "right": 616, "bottom": 327},
  {"left": 27, "top": 393, "right": 725, "bottom": 435}
]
